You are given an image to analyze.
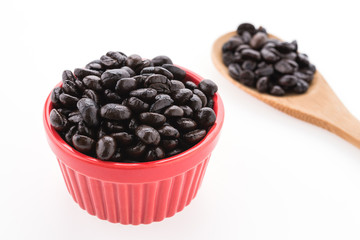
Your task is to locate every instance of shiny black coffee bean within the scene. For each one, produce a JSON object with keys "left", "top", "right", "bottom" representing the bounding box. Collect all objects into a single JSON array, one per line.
[
  {"left": 68, "top": 111, "right": 83, "bottom": 124},
  {"left": 62, "top": 80, "right": 80, "bottom": 97},
  {"left": 135, "top": 125, "right": 161, "bottom": 145},
  {"left": 237, "top": 23, "right": 256, "bottom": 35},
  {"left": 193, "top": 89, "right": 208, "bottom": 107},
  {"left": 82, "top": 89, "right": 100, "bottom": 103},
  {"left": 238, "top": 70, "right": 255, "bottom": 86},
  {"left": 261, "top": 48, "right": 279, "bottom": 63},
  {"left": 255, "top": 63, "right": 274, "bottom": 77},
  {"left": 144, "top": 74, "right": 171, "bottom": 93},
  {"left": 83, "top": 75, "right": 103, "bottom": 92},
  {"left": 50, "top": 109, "right": 68, "bottom": 131},
  {"left": 294, "top": 71, "right": 313, "bottom": 83},
  {"left": 274, "top": 59, "right": 297, "bottom": 74},
  {"left": 242, "top": 60, "right": 257, "bottom": 71},
  {"left": 256, "top": 76, "right": 269, "bottom": 93},
  {"left": 121, "top": 66, "right": 136, "bottom": 77},
  {"left": 125, "top": 54, "right": 143, "bottom": 71},
  {"left": 141, "top": 67, "right": 174, "bottom": 80},
  {"left": 74, "top": 68, "right": 101, "bottom": 79},
  {"left": 152, "top": 55, "right": 173, "bottom": 66},
  {"left": 195, "top": 107, "right": 216, "bottom": 128},
  {"left": 278, "top": 75, "right": 298, "bottom": 87},
  {"left": 158, "top": 125, "right": 180, "bottom": 138},
  {"left": 101, "top": 69, "right": 130, "bottom": 89},
  {"left": 100, "top": 55, "right": 121, "bottom": 69},
  {"left": 293, "top": 79, "right": 309, "bottom": 93},
  {"left": 77, "top": 121, "right": 96, "bottom": 138},
  {"left": 179, "top": 105, "right": 193, "bottom": 117},
  {"left": 275, "top": 41, "right": 296, "bottom": 53},
  {"left": 297, "top": 53, "right": 310, "bottom": 67},
  {"left": 75, "top": 80, "right": 86, "bottom": 93},
  {"left": 106, "top": 51, "right": 127, "bottom": 66},
  {"left": 222, "top": 37, "right": 244, "bottom": 52},
  {"left": 104, "top": 89, "right": 122, "bottom": 103},
  {"left": 155, "top": 94, "right": 172, "bottom": 101},
  {"left": 188, "top": 94, "right": 202, "bottom": 111},
  {"left": 171, "top": 88, "right": 193, "bottom": 105},
  {"left": 250, "top": 32, "right": 268, "bottom": 49},
  {"left": 270, "top": 85, "right": 285, "bottom": 96},
  {"left": 62, "top": 70, "right": 76, "bottom": 82},
  {"left": 170, "top": 80, "right": 185, "bottom": 92},
  {"left": 160, "top": 139, "right": 178, "bottom": 151},
  {"left": 164, "top": 105, "right": 184, "bottom": 117},
  {"left": 241, "top": 49, "right": 261, "bottom": 61},
  {"left": 198, "top": 79, "right": 218, "bottom": 97},
  {"left": 184, "top": 81, "right": 197, "bottom": 90},
  {"left": 222, "top": 51, "right": 235, "bottom": 66},
  {"left": 72, "top": 134, "right": 95, "bottom": 154},
  {"left": 150, "top": 98, "right": 174, "bottom": 113},
  {"left": 51, "top": 87, "right": 63, "bottom": 107},
  {"left": 130, "top": 88, "right": 157, "bottom": 102},
  {"left": 77, "top": 98, "right": 99, "bottom": 127},
  {"left": 126, "top": 141, "right": 147, "bottom": 158},
  {"left": 65, "top": 125, "right": 77, "bottom": 145},
  {"left": 175, "top": 118, "right": 197, "bottom": 132},
  {"left": 126, "top": 97, "right": 150, "bottom": 113},
  {"left": 100, "top": 103, "right": 132, "bottom": 120},
  {"left": 144, "top": 147, "right": 165, "bottom": 161},
  {"left": 162, "top": 64, "right": 186, "bottom": 81},
  {"left": 104, "top": 121, "right": 125, "bottom": 133},
  {"left": 85, "top": 60, "right": 104, "bottom": 71},
  {"left": 111, "top": 132, "right": 134, "bottom": 146},
  {"left": 115, "top": 78, "right": 137, "bottom": 95},
  {"left": 96, "top": 136, "right": 117, "bottom": 160},
  {"left": 59, "top": 93, "right": 79, "bottom": 108},
  {"left": 183, "top": 129, "right": 207, "bottom": 144},
  {"left": 228, "top": 63, "right": 242, "bottom": 80},
  {"left": 139, "top": 112, "right": 166, "bottom": 127}
]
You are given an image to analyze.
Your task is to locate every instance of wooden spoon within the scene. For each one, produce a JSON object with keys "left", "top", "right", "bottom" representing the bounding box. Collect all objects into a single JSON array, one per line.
[{"left": 212, "top": 31, "right": 360, "bottom": 149}]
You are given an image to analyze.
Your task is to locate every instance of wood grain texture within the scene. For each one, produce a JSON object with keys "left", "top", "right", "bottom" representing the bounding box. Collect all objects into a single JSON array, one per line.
[{"left": 212, "top": 31, "right": 360, "bottom": 148}]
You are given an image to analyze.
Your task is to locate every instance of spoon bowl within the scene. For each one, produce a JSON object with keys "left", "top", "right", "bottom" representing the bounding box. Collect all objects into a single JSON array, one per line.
[{"left": 212, "top": 31, "right": 360, "bottom": 148}]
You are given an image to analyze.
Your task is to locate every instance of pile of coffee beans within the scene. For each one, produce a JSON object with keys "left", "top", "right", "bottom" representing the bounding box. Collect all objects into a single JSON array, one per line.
[
  {"left": 49, "top": 52, "right": 218, "bottom": 162},
  {"left": 222, "top": 23, "right": 316, "bottom": 96}
]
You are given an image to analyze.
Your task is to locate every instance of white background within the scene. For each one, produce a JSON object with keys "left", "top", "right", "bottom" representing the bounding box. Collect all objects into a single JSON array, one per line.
[{"left": 1, "top": 0, "right": 360, "bottom": 239}]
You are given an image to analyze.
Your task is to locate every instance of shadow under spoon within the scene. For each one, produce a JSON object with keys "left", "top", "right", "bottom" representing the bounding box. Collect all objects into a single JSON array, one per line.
[{"left": 212, "top": 31, "right": 360, "bottom": 149}]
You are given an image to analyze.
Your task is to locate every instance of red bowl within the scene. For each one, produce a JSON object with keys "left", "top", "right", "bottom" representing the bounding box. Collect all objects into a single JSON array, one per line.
[{"left": 43, "top": 66, "right": 225, "bottom": 225}]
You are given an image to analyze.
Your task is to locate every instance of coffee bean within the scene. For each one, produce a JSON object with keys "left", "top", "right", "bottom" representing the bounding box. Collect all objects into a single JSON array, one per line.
[
  {"left": 274, "top": 59, "right": 297, "bottom": 74},
  {"left": 50, "top": 109, "right": 68, "bottom": 131},
  {"left": 100, "top": 55, "right": 121, "bottom": 69},
  {"left": 141, "top": 67, "right": 174, "bottom": 80},
  {"left": 74, "top": 68, "right": 101, "bottom": 79},
  {"left": 158, "top": 125, "right": 180, "bottom": 138},
  {"left": 126, "top": 141, "right": 147, "bottom": 158},
  {"left": 51, "top": 87, "right": 63, "bottom": 107},
  {"left": 59, "top": 93, "right": 79, "bottom": 108},
  {"left": 237, "top": 23, "right": 256, "bottom": 35},
  {"left": 270, "top": 85, "right": 285, "bottom": 96},
  {"left": 106, "top": 51, "right": 127, "bottom": 66},
  {"left": 170, "top": 80, "right": 185, "bottom": 92},
  {"left": 139, "top": 112, "right": 166, "bottom": 127},
  {"left": 115, "top": 78, "right": 137, "bottom": 95},
  {"left": 261, "top": 48, "right": 280, "bottom": 63},
  {"left": 96, "top": 136, "right": 117, "bottom": 160},
  {"left": 198, "top": 79, "right": 218, "bottom": 97},
  {"left": 82, "top": 89, "right": 100, "bottom": 103},
  {"left": 278, "top": 75, "right": 298, "bottom": 87},
  {"left": 101, "top": 69, "right": 130, "bottom": 89},
  {"left": 150, "top": 98, "right": 173, "bottom": 113},
  {"left": 255, "top": 64, "right": 274, "bottom": 77},
  {"left": 179, "top": 105, "right": 193, "bottom": 117},
  {"left": 72, "top": 134, "right": 95, "bottom": 154},
  {"left": 104, "top": 121, "right": 125, "bottom": 133},
  {"left": 100, "top": 104, "right": 132, "bottom": 120},
  {"left": 144, "top": 74, "right": 171, "bottom": 93},
  {"left": 228, "top": 63, "right": 242, "bottom": 80},
  {"left": 104, "top": 89, "right": 122, "bottom": 103},
  {"left": 62, "top": 70, "right": 76, "bottom": 82},
  {"left": 145, "top": 147, "right": 165, "bottom": 161},
  {"left": 183, "top": 129, "right": 207, "bottom": 144},
  {"left": 125, "top": 54, "right": 143, "bottom": 71},
  {"left": 239, "top": 70, "right": 255, "bottom": 86},
  {"left": 241, "top": 49, "right": 261, "bottom": 61},
  {"left": 242, "top": 60, "right": 257, "bottom": 71},
  {"left": 184, "top": 81, "right": 197, "bottom": 90},
  {"left": 256, "top": 76, "right": 269, "bottom": 93},
  {"left": 293, "top": 79, "right": 309, "bottom": 93},
  {"left": 77, "top": 98, "right": 100, "bottom": 127},
  {"left": 68, "top": 111, "right": 83, "bottom": 124},
  {"left": 160, "top": 139, "right": 179, "bottom": 151},
  {"left": 83, "top": 75, "right": 103, "bottom": 92},
  {"left": 77, "top": 121, "right": 96, "bottom": 138},
  {"left": 172, "top": 88, "right": 193, "bottom": 104},
  {"left": 135, "top": 125, "right": 161, "bottom": 145},
  {"left": 250, "top": 32, "right": 268, "bottom": 49},
  {"left": 130, "top": 88, "right": 157, "bottom": 102},
  {"left": 222, "top": 38, "right": 244, "bottom": 52},
  {"left": 164, "top": 105, "right": 184, "bottom": 117},
  {"left": 175, "top": 118, "right": 197, "bottom": 132},
  {"left": 65, "top": 125, "right": 77, "bottom": 145},
  {"left": 125, "top": 97, "right": 150, "bottom": 113},
  {"left": 193, "top": 89, "right": 207, "bottom": 107},
  {"left": 111, "top": 132, "right": 134, "bottom": 146},
  {"left": 162, "top": 64, "right": 186, "bottom": 81},
  {"left": 195, "top": 107, "right": 216, "bottom": 128},
  {"left": 167, "top": 148, "right": 183, "bottom": 157},
  {"left": 275, "top": 41, "right": 296, "bottom": 53},
  {"left": 85, "top": 60, "right": 104, "bottom": 71},
  {"left": 187, "top": 94, "right": 202, "bottom": 111},
  {"left": 121, "top": 66, "right": 136, "bottom": 77},
  {"left": 152, "top": 55, "right": 173, "bottom": 66},
  {"left": 63, "top": 80, "right": 80, "bottom": 97},
  {"left": 155, "top": 94, "right": 172, "bottom": 101}
]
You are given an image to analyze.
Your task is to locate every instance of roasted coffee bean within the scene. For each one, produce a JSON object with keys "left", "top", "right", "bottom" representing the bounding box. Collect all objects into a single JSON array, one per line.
[
  {"left": 255, "top": 64, "right": 274, "bottom": 77},
  {"left": 96, "top": 136, "right": 117, "bottom": 160},
  {"left": 144, "top": 74, "right": 171, "bottom": 93},
  {"left": 101, "top": 69, "right": 130, "bottom": 89},
  {"left": 241, "top": 31, "right": 252, "bottom": 44},
  {"left": 222, "top": 51, "right": 235, "bottom": 66},
  {"left": 187, "top": 94, "right": 202, "bottom": 111},
  {"left": 72, "top": 134, "right": 95, "bottom": 154},
  {"left": 152, "top": 55, "right": 173, "bottom": 66},
  {"left": 74, "top": 68, "right": 101, "bottom": 79},
  {"left": 261, "top": 48, "right": 280, "bottom": 63},
  {"left": 83, "top": 75, "right": 103, "bottom": 92},
  {"left": 180, "top": 105, "right": 193, "bottom": 117},
  {"left": 162, "top": 64, "right": 186, "bottom": 81},
  {"left": 170, "top": 80, "right": 185, "bottom": 92},
  {"left": 294, "top": 71, "right": 313, "bottom": 83},
  {"left": 100, "top": 103, "right": 132, "bottom": 120},
  {"left": 115, "top": 78, "right": 137, "bottom": 95},
  {"left": 111, "top": 132, "right": 134, "bottom": 146},
  {"left": 77, "top": 98, "right": 99, "bottom": 127},
  {"left": 228, "top": 63, "right": 242, "bottom": 80},
  {"left": 160, "top": 139, "right": 178, "bottom": 151},
  {"left": 237, "top": 23, "right": 256, "bottom": 35},
  {"left": 275, "top": 41, "right": 296, "bottom": 53},
  {"left": 158, "top": 125, "right": 180, "bottom": 138},
  {"left": 256, "top": 77, "right": 269, "bottom": 93},
  {"left": 104, "top": 89, "right": 122, "bottom": 103},
  {"left": 195, "top": 107, "right": 216, "bottom": 128},
  {"left": 239, "top": 70, "right": 255, "bottom": 86},
  {"left": 68, "top": 111, "right": 83, "bottom": 124},
  {"left": 164, "top": 105, "right": 184, "bottom": 117},
  {"left": 139, "top": 112, "right": 166, "bottom": 127},
  {"left": 50, "top": 109, "right": 68, "bottom": 131},
  {"left": 184, "top": 81, "right": 197, "bottom": 90},
  {"left": 104, "top": 121, "right": 125, "bottom": 133},
  {"left": 59, "top": 93, "right": 79, "bottom": 107},
  {"left": 155, "top": 94, "right": 172, "bottom": 101},
  {"left": 135, "top": 125, "right": 161, "bottom": 145},
  {"left": 241, "top": 49, "right": 261, "bottom": 61},
  {"left": 183, "top": 129, "right": 207, "bottom": 144},
  {"left": 193, "top": 89, "right": 207, "bottom": 107},
  {"left": 222, "top": 38, "right": 244, "bottom": 52},
  {"left": 106, "top": 51, "right": 127, "bottom": 65},
  {"left": 141, "top": 67, "right": 174, "bottom": 80},
  {"left": 170, "top": 89, "right": 192, "bottom": 105},
  {"left": 274, "top": 59, "right": 297, "bottom": 74},
  {"left": 62, "top": 70, "right": 76, "bottom": 82},
  {"left": 63, "top": 80, "right": 80, "bottom": 97},
  {"left": 77, "top": 121, "right": 96, "bottom": 137},
  {"left": 270, "top": 85, "right": 285, "bottom": 96},
  {"left": 125, "top": 54, "right": 143, "bottom": 71},
  {"left": 133, "top": 75, "right": 148, "bottom": 86},
  {"left": 56, "top": 108, "right": 71, "bottom": 116},
  {"left": 150, "top": 98, "right": 174, "bottom": 113},
  {"left": 85, "top": 60, "right": 104, "bottom": 71},
  {"left": 250, "top": 32, "right": 268, "bottom": 49},
  {"left": 51, "top": 87, "right": 63, "bottom": 107},
  {"left": 100, "top": 55, "right": 121, "bottom": 69},
  {"left": 176, "top": 118, "right": 197, "bottom": 132},
  {"left": 75, "top": 80, "right": 86, "bottom": 93},
  {"left": 121, "top": 66, "right": 136, "bottom": 77},
  {"left": 198, "top": 79, "right": 218, "bottom": 97},
  {"left": 82, "top": 89, "right": 100, "bottom": 103},
  {"left": 242, "top": 60, "right": 257, "bottom": 71},
  {"left": 126, "top": 141, "right": 147, "bottom": 158},
  {"left": 126, "top": 97, "right": 150, "bottom": 113},
  {"left": 130, "top": 88, "right": 157, "bottom": 102},
  {"left": 65, "top": 125, "right": 77, "bottom": 145},
  {"left": 278, "top": 75, "right": 298, "bottom": 87},
  {"left": 297, "top": 53, "right": 310, "bottom": 67},
  {"left": 144, "top": 147, "right": 165, "bottom": 161},
  {"left": 293, "top": 79, "right": 309, "bottom": 93}
]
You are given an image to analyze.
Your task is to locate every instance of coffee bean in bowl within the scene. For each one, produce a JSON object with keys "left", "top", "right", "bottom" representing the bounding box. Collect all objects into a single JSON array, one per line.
[
  {"left": 43, "top": 52, "right": 224, "bottom": 224},
  {"left": 222, "top": 23, "right": 316, "bottom": 96}
]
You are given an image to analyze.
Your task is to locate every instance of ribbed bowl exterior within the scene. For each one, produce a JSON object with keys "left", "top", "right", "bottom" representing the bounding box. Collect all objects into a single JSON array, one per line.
[{"left": 57, "top": 155, "right": 210, "bottom": 225}]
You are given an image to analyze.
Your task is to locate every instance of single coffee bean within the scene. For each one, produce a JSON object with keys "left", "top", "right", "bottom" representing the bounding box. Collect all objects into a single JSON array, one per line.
[
  {"left": 144, "top": 147, "right": 165, "bottom": 161},
  {"left": 222, "top": 38, "right": 244, "bottom": 52},
  {"left": 126, "top": 141, "right": 147, "bottom": 158},
  {"left": 162, "top": 64, "right": 186, "bottom": 81},
  {"left": 130, "top": 88, "right": 157, "bottom": 102},
  {"left": 62, "top": 80, "right": 80, "bottom": 97},
  {"left": 83, "top": 75, "right": 103, "bottom": 92},
  {"left": 164, "top": 105, "right": 184, "bottom": 117},
  {"left": 121, "top": 66, "right": 136, "bottom": 77},
  {"left": 152, "top": 55, "right": 173, "bottom": 66},
  {"left": 150, "top": 98, "right": 174, "bottom": 113},
  {"left": 170, "top": 80, "right": 185, "bottom": 92},
  {"left": 297, "top": 53, "right": 310, "bottom": 67},
  {"left": 222, "top": 51, "right": 235, "bottom": 66},
  {"left": 111, "top": 132, "right": 134, "bottom": 146},
  {"left": 187, "top": 94, "right": 202, "bottom": 111},
  {"left": 51, "top": 87, "right": 63, "bottom": 107},
  {"left": 250, "top": 32, "right": 268, "bottom": 49},
  {"left": 135, "top": 125, "right": 161, "bottom": 145},
  {"left": 100, "top": 55, "right": 121, "bottom": 69},
  {"left": 100, "top": 103, "right": 132, "bottom": 120},
  {"left": 184, "top": 81, "right": 197, "bottom": 90},
  {"left": 155, "top": 94, "right": 172, "bottom": 101},
  {"left": 59, "top": 93, "right": 79, "bottom": 108},
  {"left": 158, "top": 125, "right": 180, "bottom": 138},
  {"left": 125, "top": 54, "right": 143, "bottom": 71},
  {"left": 74, "top": 68, "right": 101, "bottom": 79},
  {"left": 68, "top": 111, "right": 83, "bottom": 124},
  {"left": 261, "top": 48, "right": 280, "bottom": 63},
  {"left": 65, "top": 125, "right": 77, "bottom": 145},
  {"left": 237, "top": 23, "right": 256, "bottom": 35},
  {"left": 82, "top": 89, "right": 100, "bottom": 103},
  {"left": 50, "top": 109, "right": 68, "bottom": 131},
  {"left": 62, "top": 70, "right": 76, "bottom": 82},
  {"left": 193, "top": 89, "right": 208, "bottom": 107},
  {"left": 198, "top": 79, "right": 218, "bottom": 97},
  {"left": 85, "top": 60, "right": 104, "bottom": 71},
  {"left": 195, "top": 107, "right": 216, "bottom": 128},
  {"left": 239, "top": 70, "right": 255, "bottom": 86},
  {"left": 115, "top": 78, "right": 137, "bottom": 95},
  {"left": 278, "top": 75, "right": 298, "bottom": 87},
  {"left": 126, "top": 97, "right": 150, "bottom": 113},
  {"left": 104, "top": 89, "right": 122, "bottom": 103},
  {"left": 101, "top": 69, "right": 130, "bottom": 89},
  {"left": 228, "top": 63, "right": 242, "bottom": 80},
  {"left": 160, "top": 139, "right": 179, "bottom": 151},
  {"left": 275, "top": 41, "right": 296, "bottom": 53},
  {"left": 241, "top": 49, "right": 261, "bottom": 61},
  {"left": 172, "top": 88, "right": 193, "bottom": 104},
  {"left": 274, "top": 59, "right": 297, "bottom": 74},
  {"left": 183, "top": 129, "right": 207, "bottom": 144},
  {"left": 293, "top": 79, "right": 309, "bottom": 93},
  {"left": 139, "top": 112, "right": 167, "bottom": 127},
  {"left": 144, "top": 74, "right": 171, "bottom": 94},
  {"left": 106, "top": 51, "right": 127, "bottom": 66},
  {"left": 77, "top": 98, "right": 99, "bottom": 127},
  {"left": 141, "top": 67, "right": 174, "bottom": 80},
  {"left": 294, "top": 71, "right": 313, "bottom": 83},
  {"left": 256, "top": 76, "right": 269, "bottom": 93},
  {"left": 72, "top": 134, "right": 95, "bottom": 154},
  {"left": 255, "top": 64, "right": 274, "bottom": 77},
  {"left": 179, "top": 105, "right": 193, "bottom": 117},
  {"left": 75, "top": 80, "right": 86, "bottom": 93},
  {"left": 242, "top": 60, "right": 257, "bottom": 71},
  {"left": 96, "top": 136, "right": 117, "bottom": 160},
  {"left": 270, "top": 85, "right": 285, "bottom": 96},
  {"left": 176, "top": 118, "right": 197, "bottom": 132}
]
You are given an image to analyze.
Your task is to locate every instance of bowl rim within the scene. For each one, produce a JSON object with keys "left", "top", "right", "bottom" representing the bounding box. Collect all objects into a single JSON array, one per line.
[{"left": 43, "top": 65, "right": 225, "bottom": 170}]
